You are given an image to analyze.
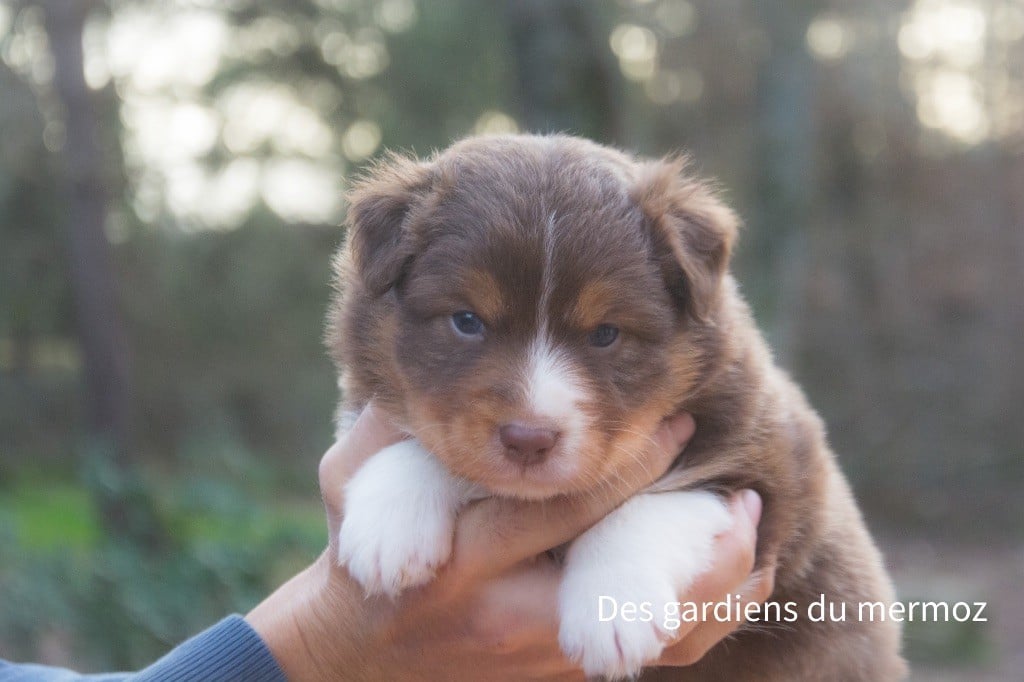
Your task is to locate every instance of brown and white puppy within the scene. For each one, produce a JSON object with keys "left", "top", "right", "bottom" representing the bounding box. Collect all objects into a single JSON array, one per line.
[{"left": 326, "top": 134, "right": 907, "bottom": 680}]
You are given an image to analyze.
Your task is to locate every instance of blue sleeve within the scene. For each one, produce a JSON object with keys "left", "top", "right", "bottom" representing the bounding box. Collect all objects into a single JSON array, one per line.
[{"left": 0, "top": 615, "right": 287, "bottom": 682}]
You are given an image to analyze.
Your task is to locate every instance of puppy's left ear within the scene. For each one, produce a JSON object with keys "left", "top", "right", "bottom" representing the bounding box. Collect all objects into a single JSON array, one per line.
[
  {"left": 632, "top": 157, "right": 739, "bottom": 321},
  {"left": 346, "top": 152, "right": 435, "bottom": 295}
]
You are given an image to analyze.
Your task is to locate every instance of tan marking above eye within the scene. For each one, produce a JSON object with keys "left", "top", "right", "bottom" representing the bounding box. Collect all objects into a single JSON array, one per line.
[
  {"left": 568, "top": 280, "right": 619, "bottom": 331},
  {"left": 461, "top": 269, "right": 506, "bottom": 324}
]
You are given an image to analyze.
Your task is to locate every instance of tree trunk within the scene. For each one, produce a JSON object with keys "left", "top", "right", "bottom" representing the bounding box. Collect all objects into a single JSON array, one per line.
[
  {"left": 504, "top": 0, "right": 622, "bottom": 142},
  {"left": 745, "top": 0, "right": 817, "bottom": 367},
  {"left": 42, "top": 1, "right": 132, "bottom": 470}
]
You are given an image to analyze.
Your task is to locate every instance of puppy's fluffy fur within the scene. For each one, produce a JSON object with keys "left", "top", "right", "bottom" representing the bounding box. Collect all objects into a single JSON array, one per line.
[{"left": 327, "top": 135, "right": 906, "bottom": 680}]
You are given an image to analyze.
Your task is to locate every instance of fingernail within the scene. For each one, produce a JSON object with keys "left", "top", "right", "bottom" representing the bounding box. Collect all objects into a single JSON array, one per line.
[
  {"left": 668, "top": 413, "right": 695, "bottom": 447},
  {"left": 740, "top": 489, "right": 762, "bottom": 526}
]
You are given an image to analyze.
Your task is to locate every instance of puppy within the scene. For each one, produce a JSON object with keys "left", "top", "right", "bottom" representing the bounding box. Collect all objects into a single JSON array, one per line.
[{"left": 326, "top": 134, "right": 906, "bottom": 680}]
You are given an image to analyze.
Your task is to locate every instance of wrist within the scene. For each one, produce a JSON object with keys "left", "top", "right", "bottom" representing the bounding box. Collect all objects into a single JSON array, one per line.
[{"left": 246, "top": 552, "right": 355, "bottom": 681}]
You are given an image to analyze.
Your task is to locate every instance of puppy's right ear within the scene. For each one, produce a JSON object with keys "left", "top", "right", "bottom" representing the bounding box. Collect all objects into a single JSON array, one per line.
[{"left": 346, "top": 152, "right": 434, "bottom": 295}]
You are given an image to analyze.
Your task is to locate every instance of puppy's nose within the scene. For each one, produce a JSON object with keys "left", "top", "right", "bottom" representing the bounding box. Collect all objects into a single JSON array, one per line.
[{"left": 499, "top": 423, "right": 559, "bottom": 466}]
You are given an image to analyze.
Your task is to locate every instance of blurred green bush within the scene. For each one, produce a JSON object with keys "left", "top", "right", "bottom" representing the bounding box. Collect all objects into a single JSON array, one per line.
[{"left": 0, "top": 460, "right": 324, "bottom": 671}]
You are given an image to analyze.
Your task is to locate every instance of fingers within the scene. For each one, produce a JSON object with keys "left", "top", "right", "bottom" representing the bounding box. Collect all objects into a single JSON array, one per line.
[
  {"left": 319, "top": 403, "right": 406, "bottom": 496},
  {"left": 462, "top": 561, "right": 585, "bottom": 679},
  {"left": 657, "top": 489, "right": 777, "bottom": 666},
  {"left": 659, "top": 564, "right": 777, "bottom": 666},
  {"left": 469, "top": 561, "right": 564, "bottom": 654},
  {"left": 318, "top": 403, "right": 406, "bottom": 537},
  {"left": 453, "top": 413, "right": 696, "bottom": 579}
]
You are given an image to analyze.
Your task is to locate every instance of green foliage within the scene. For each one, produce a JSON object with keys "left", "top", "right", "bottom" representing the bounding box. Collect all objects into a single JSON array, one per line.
[
  {"left": 0, "top": 467, "right": 323, "bottom": 672},
  {"left": 0, "top": 482, "right": 100, "bottom": 552}
]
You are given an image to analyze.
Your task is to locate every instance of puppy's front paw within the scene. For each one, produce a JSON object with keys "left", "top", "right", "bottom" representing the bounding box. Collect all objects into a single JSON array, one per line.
[
  {"left": 336, "top": 440, "right": 465, "bottom": 598},
  {"left": 338, "top": 494, "right": 454, "bottom": 598},
  {"left": 560, "top": 568, "right": 679, "bottom": 679},
  {"left": 558, "top": 490, "right": 732, "bottom": 679}
]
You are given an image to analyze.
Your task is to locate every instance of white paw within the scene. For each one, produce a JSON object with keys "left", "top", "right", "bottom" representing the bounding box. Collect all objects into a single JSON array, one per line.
[
  {"left": 560, "top": 569, "right": 680, "bottom": 679},
  {"left": 558, "top": 490, "right": 732, "bottom": 679},
  {"left": 337, "top": 440, "right": 466, "bottom": 597}
]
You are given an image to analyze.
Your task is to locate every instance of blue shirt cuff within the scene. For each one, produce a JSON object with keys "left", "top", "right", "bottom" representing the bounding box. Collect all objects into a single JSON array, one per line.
[
  {"left": 0, "top": 615, "right": 287, "bottom": 682},
  {"left": 133, "top": 615, "right": 287, "bottom": 682}
]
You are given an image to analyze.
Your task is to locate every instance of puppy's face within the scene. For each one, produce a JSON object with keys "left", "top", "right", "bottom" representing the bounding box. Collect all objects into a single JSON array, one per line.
[{"left": 331, "top": 135, "right": 736, "bottom": 499}]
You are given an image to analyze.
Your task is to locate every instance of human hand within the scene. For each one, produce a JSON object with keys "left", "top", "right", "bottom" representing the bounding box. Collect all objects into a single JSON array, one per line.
[
  {"left": 652, "top": 489, "right": 775, "bottom": 668},
  {"left": 247, "top": 405, "right": 769, "bottom": 680}
]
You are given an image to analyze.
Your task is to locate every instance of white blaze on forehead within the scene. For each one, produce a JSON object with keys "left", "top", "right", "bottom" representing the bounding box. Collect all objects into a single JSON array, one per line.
[
  {"left": 532, "top": 210, "right": 591, "bottom": 424},
  {"left": 529, "top": 212, "right": 582, "bottom": 421},
  {"left": 536, "top": 211, "right": 558, "bottom": 340}
]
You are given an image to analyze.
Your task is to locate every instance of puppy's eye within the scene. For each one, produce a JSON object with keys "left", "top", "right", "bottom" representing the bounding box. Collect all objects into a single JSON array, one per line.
[
  {"left": 451, "top": 311, "right": 485, "bottom": 337},
  {"left": 588, "top": 324, "right": 619, "bottom": 348}
]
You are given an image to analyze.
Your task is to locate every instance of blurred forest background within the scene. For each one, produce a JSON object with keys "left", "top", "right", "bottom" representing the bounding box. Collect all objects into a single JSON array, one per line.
[{"left": 0, "top": 0, "right": 1021, "bottom": 678}]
